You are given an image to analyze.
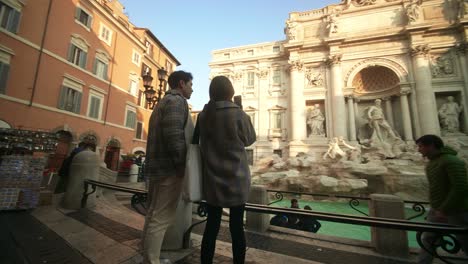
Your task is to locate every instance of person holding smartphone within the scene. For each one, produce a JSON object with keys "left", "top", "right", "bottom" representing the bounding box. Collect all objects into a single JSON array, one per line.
[{"left": 198, "top": 76, "right": 256, "bottom": 264}]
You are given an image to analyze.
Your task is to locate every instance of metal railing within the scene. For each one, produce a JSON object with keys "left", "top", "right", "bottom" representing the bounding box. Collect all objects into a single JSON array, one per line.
[
  {"left": 188, "top": 201, "right": 467, "bottom": 264},
  {"left": 81, "top": 179, "right": 147, "bottom": 215},
  {"left": 80, "top": 182, "right": 466, "bottom": 264},
  {"left": 266, "top": 189, "right": 430, "bottom": 220}
]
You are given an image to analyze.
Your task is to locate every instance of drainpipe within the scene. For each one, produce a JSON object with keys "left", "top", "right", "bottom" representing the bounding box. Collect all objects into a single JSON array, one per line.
[
  {"left": 29, "top": 0, "right": 53, "bottom": 106},
  {"left": 103, "top": 31, "right": 118, "bottom": 125}
]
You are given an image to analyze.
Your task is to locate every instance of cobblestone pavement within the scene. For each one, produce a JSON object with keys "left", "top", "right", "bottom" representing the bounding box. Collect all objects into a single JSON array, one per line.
[
  {"left": 189, "top": 219, "right": 413, "bottom": 264},
  {"left": 3, "top": 192, "right": 437, "bottom": 264},
  {"left": 0, "top": 210, "right": 91, "bottom": 264}
]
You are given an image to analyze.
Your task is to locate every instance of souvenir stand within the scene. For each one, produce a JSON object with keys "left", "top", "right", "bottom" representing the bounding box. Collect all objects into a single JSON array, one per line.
[{"left": 0, "top": 128, "right": 58, "bottom": 210}]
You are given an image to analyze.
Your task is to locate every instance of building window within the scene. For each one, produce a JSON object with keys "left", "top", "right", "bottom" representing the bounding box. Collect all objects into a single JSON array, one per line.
[
  {"left": 247, "top": 72, "right": 255, "bottom": 87},
  {"left": 272, "top": 69, "right": 281, "bottom": 85},
  {"left": 93, "top": 59, "right": 108, "bottom": 80},
  {"left": 273, "top": 46, "right": 280, "bottom": 53},
  {"left": 136, "top": 121, "right": 143, "bottom": 139},
  {"left": 269, "top": 108, "right": 286, "bottom": 140},
  {"left": 99, "top": 23, "right": 112, "bottom": 45},
  {"left": 0, "top": 2, "right": 21, "bottom": 34},
  {"left": 272, "top": 112, "right": 282, "bottom": 129},
  {"left": 247, "top": 50, "right": 254, "bottom": 56},
  {"left": 67, "top": 44, "right": 87, "bottom": 69},
  {"left": 129, "top": 78, "right": 138, "bottom": 96},
  {"left": 57, "top": 85, "right": 82, "bottom": 114},
  {"left": 0, "top": 51, "right": 11, "bottom": 94},
  {"left": 87, "top": 92, "right": 103, "bottom": 120},
  {"left": 165, "top": 59, "right": 172, "bottom": 73},
  {"left": 75, "top": 7, "right": 92, "bottom": 29},
  {"left": 132, "top": 50, "right": 141, "bottom": 66},
  {"left": 145, "top": 40, "right": 153, "bottom": 57},
  {"left": 137, "top": 90, "right": 145, "bottom": 107},
  {"left": 141, "top": 63, "right": 151, "bottom": 76},
  {"left": 224, "top": 53, "right": 230, "bottom": 59},
  {"left": 125, "top": 106, "right": 137, "bottom": 129}
]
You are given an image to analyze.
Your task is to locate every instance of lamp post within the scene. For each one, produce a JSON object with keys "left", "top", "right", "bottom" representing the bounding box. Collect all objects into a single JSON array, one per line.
[{"left": 143, "top": 67, "right": 167, "bottom": 109}]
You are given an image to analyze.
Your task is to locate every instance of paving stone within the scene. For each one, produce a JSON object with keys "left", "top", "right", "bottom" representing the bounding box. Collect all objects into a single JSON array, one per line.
[
  {"left": 67, "top": 208, "right": 142, "bottom": 243},
  {"left": 0, "top": 210, "right": 91, "bottom": 264}
]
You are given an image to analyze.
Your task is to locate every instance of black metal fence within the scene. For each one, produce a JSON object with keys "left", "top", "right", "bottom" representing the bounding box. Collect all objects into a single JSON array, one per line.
[
  {"left": 81, "top": 180, "right": 467, "bottom": 264},
  {"left": 266, "top": 189, "right": 430, "bottom": 220}
]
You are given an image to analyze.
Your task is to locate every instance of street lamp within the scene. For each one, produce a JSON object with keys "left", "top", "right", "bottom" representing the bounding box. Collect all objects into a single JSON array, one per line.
[{"left": 143, "top": 67, "right": 167, "bottom": 109}]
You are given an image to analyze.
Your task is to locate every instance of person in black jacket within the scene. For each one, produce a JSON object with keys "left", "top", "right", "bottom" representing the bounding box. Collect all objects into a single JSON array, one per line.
[
  {"left": 55, "top": 142, "right": 85, "bottom": 193},
  {"left": 298, "top": 205, "right": 321, "bottom": 233}
]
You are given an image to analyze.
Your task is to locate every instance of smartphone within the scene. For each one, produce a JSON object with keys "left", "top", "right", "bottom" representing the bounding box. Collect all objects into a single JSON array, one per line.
[{"left": 233, "top": 95, "right": 243, "bottom": 109}]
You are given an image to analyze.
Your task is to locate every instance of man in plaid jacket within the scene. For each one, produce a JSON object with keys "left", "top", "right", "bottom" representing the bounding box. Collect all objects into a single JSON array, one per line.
[{"left": 143, "top": 70, "right": 193, "bottom": 264}]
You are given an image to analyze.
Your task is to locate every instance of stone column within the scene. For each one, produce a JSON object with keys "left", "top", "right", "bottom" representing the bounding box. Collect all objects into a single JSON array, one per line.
[
  {"left": 411, "top": 44, "right": 440, "bottom": 135},
  {"left": 369, "top": 194, "right": 408, "bottom": 258},
  {"left": 353, "top": 98, "right": 360, "bottom": 122},
  {"left": 346, "top": 95, "right": 357, "bottom": 141},
  {"left": 410, "top": 91, "right": 422, "bottom": 138},
  {"left": 288, "top": 60, "right": 306, "bottom": 142},
  {"left": 327, "top": 54, "right": 347, "bottom": 139},
  {"left": 257, "top": 69, "right": 269, "bottom": 141},
  {"left": 399, "top": 88, "right": 414, "bottom": 141},
  {"left": 63, "top": 150, "right": 99, "bottom": 210},
  {"left": 246, "top": 185, "right": 269, "bottom": 233},
  {"left": 456, "top": 43, "right": 468, "bottom": 133},
  {"left": 382, "top": 97, "right": 395, "bottom": 128}
]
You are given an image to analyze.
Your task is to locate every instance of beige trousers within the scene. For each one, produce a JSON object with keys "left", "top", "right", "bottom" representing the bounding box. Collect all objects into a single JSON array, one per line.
[{"left": 143, "top": 175, "right": 183, "bottom": 264}]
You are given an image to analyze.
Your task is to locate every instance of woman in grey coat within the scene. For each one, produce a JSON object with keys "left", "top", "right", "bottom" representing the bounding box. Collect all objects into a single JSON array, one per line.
[{"left": 199, "top": 76, "right": 256, "bottom": 264}]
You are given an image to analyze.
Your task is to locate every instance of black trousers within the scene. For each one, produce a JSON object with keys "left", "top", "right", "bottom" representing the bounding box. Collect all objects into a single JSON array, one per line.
[{"left": 201, "top": 204, "right": 246, "bottom": 264}]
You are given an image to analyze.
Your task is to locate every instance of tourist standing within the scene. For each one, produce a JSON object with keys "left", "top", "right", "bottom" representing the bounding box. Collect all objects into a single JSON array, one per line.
[
  {"left": 415, "top": 134, "right": 468, "bottom": 263},
  {"left": 199, "top": 76, "right": 256, "bottom": 264},
  {"left": 143, "top": 71, "right": 193, "bottom": 264}
]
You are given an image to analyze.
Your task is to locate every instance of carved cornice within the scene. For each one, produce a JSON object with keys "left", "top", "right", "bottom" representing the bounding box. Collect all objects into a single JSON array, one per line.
[
  {"left": 288, "top": 60, "right": 304, "bottom": 72},
  {"left": 382, "top": 96, "right": 393, "bottom": 101},
  {"left": 410, "top": 44, "right": 431, "bottom": 57},
  {"left": 352, "top": 0, "right": 377, "bottom": 7},
  {"left": 326, "top": 54, "right": 342, "bottom": 66}
]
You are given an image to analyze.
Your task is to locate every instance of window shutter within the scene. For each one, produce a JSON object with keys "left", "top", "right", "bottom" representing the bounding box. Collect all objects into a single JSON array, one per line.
[
  {"left": 72, "top": 92, "right": 82, "bottom": 114},
  {"left": 67, "top": 45, "right": 74, "bottom": 62},
  {"left": 7, "top": 10, "right": 21, "bottom": 33},
  {"left": 90, "top": 97, "right": 99, "bottom": 118},
  {"left": 93, "top": 59, "right": 97, "bottom": 74},
  {"left": 131, "top": 112, "right": 136, "bottom": 128},
  {"left": 0, "top": 63, "right": 10, "bottom": 94},
  {"left": 75, "top": 8, "right": 81, "bottom": 20},
  {"left": 94, "top": 98, "right": 101, "bottom": 118},
  {"left": 87, "top": 15, "right": 93, "bottom": 28},
  {"left": 136, "top": 122, "right": 142, "bottom": 139},
  {"left": 126, "top": 110, "right": 136, "bottom": 128},
  {"left": 57, "top": 86, "right": 67, "bottom": 109},
  {"left": 103, "top": 63, "right": 108, "bottom": 80},
  {"left": 79, "top": 51, "right": 87, "bottom": 69}
]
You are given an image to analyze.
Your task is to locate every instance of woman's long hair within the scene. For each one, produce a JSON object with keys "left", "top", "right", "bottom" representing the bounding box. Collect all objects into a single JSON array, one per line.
[{"left": 202, "top": 76, "right": 235, "bottom": 136}]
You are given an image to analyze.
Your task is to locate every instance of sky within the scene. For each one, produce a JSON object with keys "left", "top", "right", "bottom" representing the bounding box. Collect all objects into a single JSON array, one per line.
[{"left": 119, "top": 0, "right": 339, "bottom": 110}]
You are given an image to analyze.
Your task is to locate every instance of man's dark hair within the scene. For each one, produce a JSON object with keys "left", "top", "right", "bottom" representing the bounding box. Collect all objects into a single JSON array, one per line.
[
  {"left": 291, "top": 199, "right": 298, "bottom": 204},
  {"left": 304, "top": 205, "right": 312, "bottom": 210},
  {"left": 167, "top": 70, "right": 193, "bottom": 90},
  {"left": 415, "top": 134, "right": 444, "bottom": 149}
]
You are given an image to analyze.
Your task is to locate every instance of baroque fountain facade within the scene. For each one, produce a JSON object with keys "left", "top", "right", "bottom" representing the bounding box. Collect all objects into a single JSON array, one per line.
[{"left": 208, "top": 0, "right": 468, "bottom": 200}]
